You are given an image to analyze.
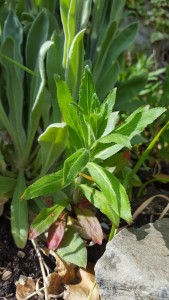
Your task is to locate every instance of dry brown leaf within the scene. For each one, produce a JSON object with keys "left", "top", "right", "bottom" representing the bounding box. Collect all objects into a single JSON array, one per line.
[
  {"left": 15, "top": 276, "right": 36, "bottom": 300},
  {"left": 51, "top": 251, "right": 77, "bottom": 284},
  {"left": 47, "top": 272, "right": 64, "bottom": 295},
  {"left": 65, "top": 265, "right": 100, "bottom": 300}
]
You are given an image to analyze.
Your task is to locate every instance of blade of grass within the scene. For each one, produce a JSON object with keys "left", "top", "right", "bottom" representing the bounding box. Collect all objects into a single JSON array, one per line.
[{"left": 0, "top": 52, "right": 37, "bottom": 77}]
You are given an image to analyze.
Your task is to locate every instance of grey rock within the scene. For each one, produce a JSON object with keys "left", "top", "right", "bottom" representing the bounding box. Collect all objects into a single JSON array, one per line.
[{"left": 95, "top": 219, "right": 169, "bottom": 300}]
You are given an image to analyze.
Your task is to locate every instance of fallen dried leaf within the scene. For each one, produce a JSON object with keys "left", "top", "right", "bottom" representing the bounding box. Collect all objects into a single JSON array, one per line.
[
  {"left": 47, "top": 272, "right": 63, "bottom": 295},
  {"left": 51, "top": 251, "right": 77, "bottom": 284},
  {"left": 65, "top": 265, "right": 100, "bottom": 300},
  {"left": 15, "top": 276, "right": 36, "bottom": 300}
]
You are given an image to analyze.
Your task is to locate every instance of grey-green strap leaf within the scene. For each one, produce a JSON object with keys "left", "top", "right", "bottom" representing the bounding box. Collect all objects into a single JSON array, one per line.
[{"left": 11, "top": 171, "right": 28, "bottom": 249}]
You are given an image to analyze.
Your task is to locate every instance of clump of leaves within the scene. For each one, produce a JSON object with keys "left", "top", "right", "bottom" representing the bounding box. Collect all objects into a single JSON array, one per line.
[
  {"left": 0, "top": 0, "right": 141, "bottom": 249},
  {"left": 22, "top": 66, "right": 166, "bottom": 268}
]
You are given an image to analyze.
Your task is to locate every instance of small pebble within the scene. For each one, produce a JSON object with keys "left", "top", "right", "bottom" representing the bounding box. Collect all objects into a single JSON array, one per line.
[
  {"left": 2, "top": 270, "right": 12, "bottom": 281},
  {"left": 17, "top": 250, "right": 25, "bottom": 258}
]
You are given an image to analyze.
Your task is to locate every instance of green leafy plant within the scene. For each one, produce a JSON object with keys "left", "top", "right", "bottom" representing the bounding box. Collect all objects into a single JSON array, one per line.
[
  {"left": 22, "top": 66, "right": 165, "bottom": 267},
  {"left": 0, "top": 0, "right": 144, "bottom": 249},
  {"left": 0, "top": 3, "right": 66, "bottom": 248}
]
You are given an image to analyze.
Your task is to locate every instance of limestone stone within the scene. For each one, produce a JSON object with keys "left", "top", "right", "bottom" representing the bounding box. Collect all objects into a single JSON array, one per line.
[{"left": 95, "top": 218, "right": 169, "bottom": 300}]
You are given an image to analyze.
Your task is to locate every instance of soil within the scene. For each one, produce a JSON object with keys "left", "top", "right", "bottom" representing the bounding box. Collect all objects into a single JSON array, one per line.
[{"left": 0, "top": 214, "right": 41, "bottom": 299}]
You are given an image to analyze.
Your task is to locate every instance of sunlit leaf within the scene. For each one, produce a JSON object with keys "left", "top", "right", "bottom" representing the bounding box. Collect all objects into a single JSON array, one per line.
[
  {"left": 29, "top": 199, "right": 69, "bottom": 239},
  {"left": 57, "top": 227, "right": 87, "bottom": 268},
  {"left": 98, "top": 133, "right": 131, "bottom": 148},
  {"left": 63, "top": 148, "right": 90, "bottom": 184},
  {"left": 87, "top": 162, "right": 132, "bottom": 225},
  {"left": 11, "top": 172, "right": 28, "bottom": 248},
  {"left": 38, "top": 122, "right": 67, "bottom": 174},
  {"left": 115, "top": 107, "right": 166, "bottom": 139},
  {"left": 79, "top": 65, "right": 98, "bottom": 116},
  {"left": 22, "top": 170, "right": 63, "bottom": 200},
  {"left": 79, "top": 185, "right": 118, "bottom": 224}
]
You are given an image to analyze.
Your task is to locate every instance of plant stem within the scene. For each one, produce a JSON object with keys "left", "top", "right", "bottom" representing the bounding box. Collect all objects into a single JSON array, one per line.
[
  {"left": 31, "top": 239, "right": 48, "bottom": 300},
  {"left": 109, "top": 224, "right": 117, "bottom": 241},
  {"left": 72, "top": 176, "right": 81, "bottom": 205}
]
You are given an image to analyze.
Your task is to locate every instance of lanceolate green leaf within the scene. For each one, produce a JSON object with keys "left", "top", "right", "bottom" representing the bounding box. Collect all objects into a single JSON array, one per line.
[
  {"left": 115, "top": 107, "right": 166, "bottom": 139},
  {"left": 0, "top": 38, "right": 26, "bottom": 155},
  {"left": 46, "top": 31, "right": 64, "bottom": 120},
  {"left": 94, "top": 144, "right": 123, "bottom": 160},
  {"left": 56, "top": 77, "right": 78, "bottom": 129},
  {"left": 60, "top": 0, "right": 70, "bottom": 68},
  {"left": 60, "top": 0, "right": 91, "bottom": 69},
  {"left": 101, "top": 111, "right": 119, "bottom": 138},
  {"left": 11, "top": 171, "right": 28, "bottom": 249},
  {"left": 63, "top": 148, "right": 90, "bottom": 184},
  {"left": 93, "top": 20, "right": 117, "bottom": 75},
  {"left": 24, "top": 41, "right": 53, "bottom": 164},
  {"left": 22, "top": 170, "right": 63, "bottom": 200},
  {"left": 87, "top": 162, "right": 132, "bottom": 225},
  {"left": 79, "top": 184, "right": 118, "bottom": 224},
  {"left": 101, "top": 88, "right": 117, "bottom": 117},
  {"left": 90, "top": 0, "right": 109, "bottom": 48},
  {"left": 66, "top": 29, "right": 85, "bottom": 99},
  {"left": 79, "top": 65, "right": 97, "bottom": 116},
  {"left": 38, "top": 122, "right": 68, "bottom": 175},
  {"left": 88, "top": 163, "right": 119, "bottom": 226},
  {"left": 29, "top": 198, "right": 70, "bottom": 239},
  {"left": 110, "top": 0, "right": 126, "bottom": 24},
  {"left": 57, "top": 226, "right": 87, "bottom": 268},
  {"left": 56, "top": 76, "right": 83, "bottom": 148},
  {"left": 3, "top": 10, "right": 23, "bottom": 61},
  {"left": 26, "top": 9, "right": 49, "bottom": 71},
  {"left": 103, "top": 22, "right": 138, "bottom": 72},
  {"left": 95, "top": 60, "right": 120, "bottom": 100},
  {"left": 98, "top": 133, "right": 131, "bottom": 149}
]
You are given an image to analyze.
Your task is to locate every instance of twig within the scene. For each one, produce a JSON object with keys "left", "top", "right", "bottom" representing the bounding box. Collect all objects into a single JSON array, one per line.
[{"left": 31, "top": 239, "right": 49, "bottom": 300}]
